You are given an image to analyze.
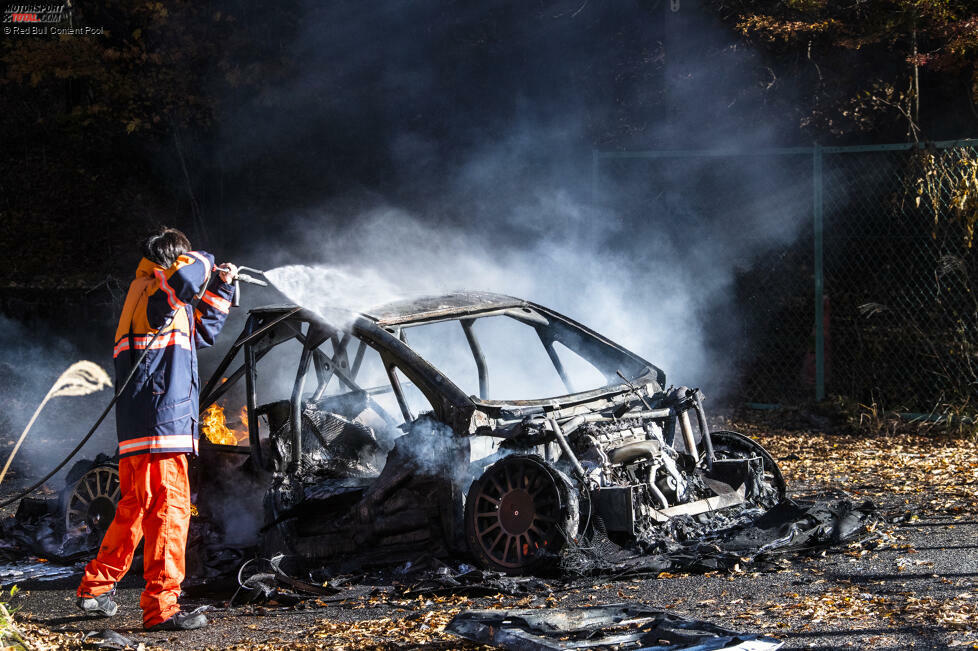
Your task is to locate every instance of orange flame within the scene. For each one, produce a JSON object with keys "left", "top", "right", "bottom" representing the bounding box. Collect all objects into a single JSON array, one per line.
[
  {"left": 237, "top": 406, "right": 249, "bottom": 444},
  {"left": 201, "top": 403, "right": 247, "bottom": 446}
]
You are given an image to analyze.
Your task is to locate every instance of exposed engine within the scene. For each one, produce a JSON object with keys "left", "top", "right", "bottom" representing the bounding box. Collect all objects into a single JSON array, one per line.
[
  {"left": 570, "top": 419, "right": 691, "bottom": 508},
  {"left": 464, "top": 385, "right": 786, "bottom": 572}
]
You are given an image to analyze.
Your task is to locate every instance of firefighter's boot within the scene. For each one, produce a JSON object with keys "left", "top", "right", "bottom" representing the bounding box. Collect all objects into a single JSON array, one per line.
[
  {"left": 145, "top": 608, "right": 207, "bottom": 631},
  {"left": 77, "top": 588, "right": 119, "bottom": 617}
]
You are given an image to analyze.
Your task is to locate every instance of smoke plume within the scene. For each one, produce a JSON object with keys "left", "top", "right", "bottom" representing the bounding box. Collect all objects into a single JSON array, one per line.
[{"left": 218, "top": 2, "right": 811, "bottom": 400}]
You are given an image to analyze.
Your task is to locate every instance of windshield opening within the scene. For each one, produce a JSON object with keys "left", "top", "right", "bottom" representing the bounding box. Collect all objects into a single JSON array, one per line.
[{"left": 399, "top": 308, "right": 649, "bottom": 402}]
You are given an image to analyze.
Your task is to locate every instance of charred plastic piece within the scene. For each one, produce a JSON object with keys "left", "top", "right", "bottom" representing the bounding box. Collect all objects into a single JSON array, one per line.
[{"left": 446, "top": 604, "right": 784, "bottom": 650}]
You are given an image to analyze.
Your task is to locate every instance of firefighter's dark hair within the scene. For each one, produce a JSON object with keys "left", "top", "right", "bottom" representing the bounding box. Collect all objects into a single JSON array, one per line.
[{"left": 142, "top": 227, "right": 191, "bottom": 268}]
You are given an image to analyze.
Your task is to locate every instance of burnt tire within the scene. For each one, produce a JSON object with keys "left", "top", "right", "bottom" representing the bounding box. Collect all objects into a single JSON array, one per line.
[
  {"left": 60, "top": 463, "right": 120, "bottom": 538},
  {"left": 464, "top": 455, "right": 578, "bottom": 575},
  {"left": 705, "top": 430, "right": 786, "bottom": 507}
]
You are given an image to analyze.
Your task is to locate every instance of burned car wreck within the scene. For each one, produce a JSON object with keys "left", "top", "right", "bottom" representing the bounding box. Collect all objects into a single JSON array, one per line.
[{"left": 57, "top": 292, "right": 792, "bottom": 575}]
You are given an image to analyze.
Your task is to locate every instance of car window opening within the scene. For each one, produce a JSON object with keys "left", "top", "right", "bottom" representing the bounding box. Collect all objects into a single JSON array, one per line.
[{"left": 400, "top": 311, "right": 636, "bottom": 402}]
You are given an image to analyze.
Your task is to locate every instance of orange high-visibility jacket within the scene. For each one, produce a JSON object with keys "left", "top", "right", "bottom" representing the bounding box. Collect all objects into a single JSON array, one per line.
[{"left": 113, "top": 252, "right": 234, "bottom": 458}]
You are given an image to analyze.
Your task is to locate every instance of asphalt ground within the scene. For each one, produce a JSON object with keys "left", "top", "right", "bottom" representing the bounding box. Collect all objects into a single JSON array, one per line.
[{"left": 2, "top": 415, "right": 977, "bottom": 650}]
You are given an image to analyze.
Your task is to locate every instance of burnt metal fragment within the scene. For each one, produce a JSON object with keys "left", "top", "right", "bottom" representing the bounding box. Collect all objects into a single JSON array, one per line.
[
  {"left": 82, "top": 629, "right": 138, "bottom": 650},
  {"left": 231, "top": 554, "right": 340, "bottom": 606}
]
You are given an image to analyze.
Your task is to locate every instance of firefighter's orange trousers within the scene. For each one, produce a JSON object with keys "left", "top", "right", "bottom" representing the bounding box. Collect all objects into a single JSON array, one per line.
[{"left": 77, "top": 452, "right": 191, "bottom": 628}]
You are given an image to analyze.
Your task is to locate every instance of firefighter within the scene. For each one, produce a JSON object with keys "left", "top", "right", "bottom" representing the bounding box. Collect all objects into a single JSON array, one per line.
[{"left": 76, "top": 227, "right": 237, "bottom": 631}]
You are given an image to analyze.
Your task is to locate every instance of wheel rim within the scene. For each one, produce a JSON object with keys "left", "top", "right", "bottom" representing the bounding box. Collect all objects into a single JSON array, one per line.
[
  {"left": 471, "top": 458, "right": 564, "bottom": 569},
  {"left": 65, "top": 466, "right": 120, "bottom": 534}
]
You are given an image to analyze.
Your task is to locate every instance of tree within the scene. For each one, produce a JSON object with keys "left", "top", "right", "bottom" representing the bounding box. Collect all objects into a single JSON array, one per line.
[{"left": 708, "top": 0, "right": 978, "bottom": 140}]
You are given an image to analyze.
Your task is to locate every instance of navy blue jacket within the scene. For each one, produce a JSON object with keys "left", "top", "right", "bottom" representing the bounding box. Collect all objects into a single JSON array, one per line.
[{"left": 113, "top": 252, "right": 234, "bottom": 458}]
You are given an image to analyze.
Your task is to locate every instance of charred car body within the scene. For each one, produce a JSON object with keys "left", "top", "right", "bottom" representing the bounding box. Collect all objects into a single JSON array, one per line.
[{"left": 63, "top": 292, "right": 785, "bottom": 574}]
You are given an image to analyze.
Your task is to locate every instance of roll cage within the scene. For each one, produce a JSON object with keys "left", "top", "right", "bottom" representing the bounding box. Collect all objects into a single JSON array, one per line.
[{"left": 198, "top": 294, "right": 666, "bottom": 473}]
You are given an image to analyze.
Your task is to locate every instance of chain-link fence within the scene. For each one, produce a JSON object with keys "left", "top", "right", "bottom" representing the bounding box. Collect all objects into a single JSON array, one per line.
[{"left": 594, "top": 140, "right": 978, "bottom": 411}]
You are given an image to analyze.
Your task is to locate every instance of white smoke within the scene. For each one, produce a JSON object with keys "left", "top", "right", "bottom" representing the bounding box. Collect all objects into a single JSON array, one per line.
[
  {"left": 221, "top": 4, "right": 813, "bottom": 403},
  {"left": 261, "top": 195, "right": 717, "bottom": 392}
]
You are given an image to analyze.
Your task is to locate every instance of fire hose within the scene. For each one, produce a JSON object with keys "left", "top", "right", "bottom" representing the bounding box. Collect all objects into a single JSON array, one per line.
[{"left": 0, "top": 265, "right": 268, "bottom": 510}]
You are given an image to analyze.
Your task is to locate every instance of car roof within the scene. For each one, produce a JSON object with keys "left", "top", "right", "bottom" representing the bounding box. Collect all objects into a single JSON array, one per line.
[
  {"left": 249, "top": 291, "right": 527, "bottom": 328},
  {"left": 365, "top": 291, "right": 526, "bottom": 326}
]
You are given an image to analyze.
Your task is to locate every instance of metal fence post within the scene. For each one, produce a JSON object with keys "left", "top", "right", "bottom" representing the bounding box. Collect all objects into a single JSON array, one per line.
[{"left": 813, "top": 143, "right": 825, "bottom": 401}]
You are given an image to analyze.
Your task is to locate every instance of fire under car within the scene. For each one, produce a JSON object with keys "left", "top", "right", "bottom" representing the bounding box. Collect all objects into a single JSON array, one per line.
[{"left": 61, "top": 292, "right": 785, "bottom": 574}]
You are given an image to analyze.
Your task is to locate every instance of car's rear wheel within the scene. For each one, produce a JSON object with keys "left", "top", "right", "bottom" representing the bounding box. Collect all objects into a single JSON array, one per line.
[
  {"left": 705, "top": 430, "right": 786, "bottom": 507},
  {"left": 465, "top": 455, "right": 577, "bottom": 574},
  {"left": 61, "top": 464, "right": 120, "bottom": 536}
]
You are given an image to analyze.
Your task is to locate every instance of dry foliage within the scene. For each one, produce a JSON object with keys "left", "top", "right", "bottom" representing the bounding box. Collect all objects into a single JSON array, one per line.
[
  {"left": 917, "top": 148, "right": 978, "bottom": 248},
  {"left": 750, "top": 427, "right": 978, "bottom": 512}
]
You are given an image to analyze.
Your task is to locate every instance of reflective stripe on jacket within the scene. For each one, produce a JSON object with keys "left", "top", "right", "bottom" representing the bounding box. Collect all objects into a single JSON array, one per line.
[{"left": 113, "top": 252, "right": 234, "bottom": 459}]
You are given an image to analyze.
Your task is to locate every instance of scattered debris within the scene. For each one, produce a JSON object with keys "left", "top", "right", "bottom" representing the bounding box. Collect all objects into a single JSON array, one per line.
[
  {"left": 446, "top": 604, "right": 783, "bottom": 650},
  {"left": 0, "top": 560, "right": 81, "bottom": 584},
  {"left": 560, "top": 497, "right": 878, "bottom": 577},
  {"left": 0, "top": 425, "right": 972, "bottom": 649},
  {"left": 0, "top": 454, "right": 120, "bottom": 566},
  {"left": 82, "top": 629, "right": 139, "bottom": 650},
  {"left": 396, "top": 562, "right": 551, "bottom": 599},
  {"left": 232, "top": 554, "right": 340, "bottom": 606}
]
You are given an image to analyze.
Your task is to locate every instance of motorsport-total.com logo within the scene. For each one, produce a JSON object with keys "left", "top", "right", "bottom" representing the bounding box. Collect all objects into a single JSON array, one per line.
[{"left": 3, "top": 3, "right": 104, "bottom": 35}]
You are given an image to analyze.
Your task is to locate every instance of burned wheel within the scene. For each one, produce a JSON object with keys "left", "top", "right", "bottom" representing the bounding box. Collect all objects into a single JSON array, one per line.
[
  {"left": 465, "top": 455, "right": 577, "bottom": 574},
  {"left": 705, "top": 430, "right": 786, "bottom": 507},
  {"left": 62, "top": 465, "right": 120, "bottom": 536}
]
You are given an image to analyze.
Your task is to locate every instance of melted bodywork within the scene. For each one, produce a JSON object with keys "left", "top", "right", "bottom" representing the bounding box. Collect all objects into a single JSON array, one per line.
[{"left": 187, "top": 292, "right": 786, "bottom": 573}]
